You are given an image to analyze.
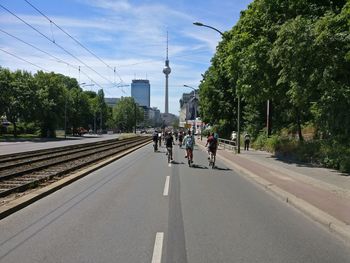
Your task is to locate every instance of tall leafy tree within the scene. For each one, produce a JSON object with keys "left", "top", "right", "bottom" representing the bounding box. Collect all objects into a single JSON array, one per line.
[
  {"left": 113, "top": 97, "right": 143, "bottom": 132},
  {"left": 33, "top": 71, "right": 66, "bottom": 138}
]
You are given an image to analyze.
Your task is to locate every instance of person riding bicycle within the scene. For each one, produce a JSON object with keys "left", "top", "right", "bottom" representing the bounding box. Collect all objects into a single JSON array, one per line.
[
  {"left": 178, "top": 131, "right": 184, "bottom": 148},
  {"left": 205, "top": 132, "right": 218, "bottom": 160},
  {"left": 165, "top": 131, "right": 175, "bottom": 162},
  {"left": 183, "top": 130, "right": 195, "bottom": 165},
  {"left": 152, "top": 131, "right": 159, "bottom": 151},
  {"left": 158, "top": 132, "right": 162, "bottom": 147}
]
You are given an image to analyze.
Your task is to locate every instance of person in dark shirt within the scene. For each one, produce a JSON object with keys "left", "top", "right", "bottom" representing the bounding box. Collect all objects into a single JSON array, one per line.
[
  {"left": 205, "top": 132, "right": 218, "bottom": 159},
  {"left": 165, "top": 132, "right": 175, "bottom": 161}
]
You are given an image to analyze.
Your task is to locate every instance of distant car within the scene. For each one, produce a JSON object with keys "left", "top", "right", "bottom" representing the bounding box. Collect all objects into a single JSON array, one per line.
[{"left": 76, "top": 127, "right": 88, "bottom": 136}]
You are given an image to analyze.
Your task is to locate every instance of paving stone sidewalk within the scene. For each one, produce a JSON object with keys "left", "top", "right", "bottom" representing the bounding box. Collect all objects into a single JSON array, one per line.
[{"left": 197, "top": 139, "right": 350, "bottom": 226}]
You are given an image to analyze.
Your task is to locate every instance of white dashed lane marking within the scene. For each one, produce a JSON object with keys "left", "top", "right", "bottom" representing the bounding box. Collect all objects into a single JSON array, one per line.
[
  {"left": 163, "top": 176, "right": 170, "bottom": 196},
  {"left": 151, "top": 232, "right": 164, "bottom": 263}
]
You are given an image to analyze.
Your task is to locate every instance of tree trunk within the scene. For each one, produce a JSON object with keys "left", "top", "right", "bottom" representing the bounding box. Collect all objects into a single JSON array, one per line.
[
  {"left": 13, "top": 122, "right": 17, "bottom": 138},
  {"left": 296, "top": 108, "right": 304, "bottom": 142}
]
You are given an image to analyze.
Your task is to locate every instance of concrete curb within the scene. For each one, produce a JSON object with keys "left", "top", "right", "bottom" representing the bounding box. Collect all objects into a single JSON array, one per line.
[
  {"left": 197, "top": 143, "right": 350, "bottom": 242},
  {"left": 0, "top": 140, "right": 151, "bottom": 220}
]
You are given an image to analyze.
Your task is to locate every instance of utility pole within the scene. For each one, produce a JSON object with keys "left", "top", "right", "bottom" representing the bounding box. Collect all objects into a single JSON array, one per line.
[
  {"left": 237, "top": 95, "right": 241, "bottom": 153},
  {"left": 134, "top": 102, "right": 137, "bottom": 134},
  {"left": 64, "top": 97, "right": 67, "bottom": 139},
  {"left": 94, "top": 111, "right": 96, "bottom": 134},
  {"left": 100, "top": 111, "right": 102, "bottom": 135},
  {"left": 267, "top": 99, "right": 270, "bottom": 137}
]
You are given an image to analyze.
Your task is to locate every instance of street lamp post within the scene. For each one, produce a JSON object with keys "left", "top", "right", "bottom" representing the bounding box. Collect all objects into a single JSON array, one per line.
[
  {"left": 193, "top": 21, "right": 241, "bottom": 153},
  {"left": 64, "top": 96, "right": 67, "bottom": 139},
  {"left": 183, "top": 85, "right": 197, "bottom": 134},
  {"left": 193, "top": 22, "right": 224, "bottom": 36}
]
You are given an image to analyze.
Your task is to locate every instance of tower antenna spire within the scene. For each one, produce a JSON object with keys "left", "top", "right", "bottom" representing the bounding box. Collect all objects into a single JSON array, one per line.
[
  {"left": 163, "top": 31, "right": 171, "bottom": 114},
  {"left": 166, "top": 31, "right": 169, "bottom": 60}
]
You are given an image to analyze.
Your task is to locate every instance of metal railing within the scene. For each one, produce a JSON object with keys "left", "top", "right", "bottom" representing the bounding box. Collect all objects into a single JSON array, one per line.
[{"left": 218, "top": 138, "right": 237, "bottom": 153}]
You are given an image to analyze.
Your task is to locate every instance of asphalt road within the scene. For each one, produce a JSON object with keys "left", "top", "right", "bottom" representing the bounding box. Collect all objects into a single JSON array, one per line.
[
  {"left": 0, "top": 143, "right": 349, "bottom": 262},
  {"left": 0, "top": 134, "right": 120, "bottom": 155}
]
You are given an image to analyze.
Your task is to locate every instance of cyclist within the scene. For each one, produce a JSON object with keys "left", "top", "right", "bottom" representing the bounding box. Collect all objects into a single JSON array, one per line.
[
  {"left": 158, "top": 131, "right": 162, "bottom": 147},
  {"left": 205, "top": 132, "right": 218, "bottom": 165},
  {"left": 183, "top": 130, "right": 195, "bottom": 166},
  {"left": 152, "top": 130, "right": 159, "bottom": 151},
  {"left": 178, "top": 131, "right": 184, "bottom": 148},
  {"left": 165, "top": 132, "right": 175, "bottom": 162}
]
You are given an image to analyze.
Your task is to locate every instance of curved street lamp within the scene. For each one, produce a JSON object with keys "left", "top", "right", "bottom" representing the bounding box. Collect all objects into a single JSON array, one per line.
[
  {"left": 193, "top": 22, "right": 224, "bottom": 36},
  {"left": 193, "top": 21, "right": 241, "bottom": 153}
]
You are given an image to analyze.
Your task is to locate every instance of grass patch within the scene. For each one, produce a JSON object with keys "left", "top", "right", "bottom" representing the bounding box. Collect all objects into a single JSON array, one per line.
[
  {"left": 252, "top": 133, "right": 350, "bottom": 174},
  {"left": 0, "top": 133, "right": 40, "bottom": 141}
]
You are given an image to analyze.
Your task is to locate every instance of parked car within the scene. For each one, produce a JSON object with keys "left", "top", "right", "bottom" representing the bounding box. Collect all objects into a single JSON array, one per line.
[{"left": 76, "top": 127, "right": 88, "bottom": 136}]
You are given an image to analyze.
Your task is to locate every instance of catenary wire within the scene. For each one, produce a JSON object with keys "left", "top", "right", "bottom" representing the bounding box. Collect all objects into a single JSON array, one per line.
[
  {"left": 0, "top": 3, "right": 123, "bottom": 91},
  {"left": 0, "top": 47, "right": 49, "bottom": 71},
  {"left": 0, "top": 27, "right": 107, "bottom": 91},
  {"left": 24, "top": 0, "right": 124, "bottom": 84}
]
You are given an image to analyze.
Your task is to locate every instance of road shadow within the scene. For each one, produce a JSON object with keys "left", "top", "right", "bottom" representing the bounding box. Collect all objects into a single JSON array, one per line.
[
  {"left": 154, "top": 150, "right": 166, "bottom": 154},
  {"left": 212, "top": 166, "right": 231, "bottom": 171},
  {"left": 190, "top": 164, "right": 208, "bottom": 169},
  {"left": 171, "top": 161, "right": 185, "bottom": 165}
]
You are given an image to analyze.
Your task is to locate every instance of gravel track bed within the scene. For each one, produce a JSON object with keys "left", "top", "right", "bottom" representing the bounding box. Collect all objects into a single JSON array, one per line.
[
  {"left": 0, "top": 137, "right": 150, "bottom": 198},
  {"left": 0, "top": 137, "right": 140, "bottom": 179}
]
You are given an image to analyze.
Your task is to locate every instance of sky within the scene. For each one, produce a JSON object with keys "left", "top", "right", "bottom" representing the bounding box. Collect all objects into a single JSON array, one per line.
[{"left": 0, "top": 0, "right": 253, "bottom": 115}]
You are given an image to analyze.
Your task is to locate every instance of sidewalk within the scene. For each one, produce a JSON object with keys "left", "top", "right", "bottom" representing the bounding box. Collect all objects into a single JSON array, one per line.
[{"left": 197, "top": 139, "right": 350, "bottom": 241}]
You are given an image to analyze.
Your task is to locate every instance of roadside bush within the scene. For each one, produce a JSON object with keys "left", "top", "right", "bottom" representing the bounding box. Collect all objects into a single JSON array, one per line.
[
  {"left": 339, "top": 156, "right": 350, "bottom": 174},
  {"left": 252, "top": 133, "right": 268, "bottom": 150},
  {"left": 201, "top": 129, "right": 211, "bottom": 137},
  {"left": 251, "top": 131, "right": 350, "bottom": 174}
]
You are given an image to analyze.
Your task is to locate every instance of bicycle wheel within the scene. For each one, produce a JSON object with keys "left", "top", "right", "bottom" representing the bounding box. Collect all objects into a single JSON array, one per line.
[{"left": 167, "top": 149, "right": 171, "bottom": 163}]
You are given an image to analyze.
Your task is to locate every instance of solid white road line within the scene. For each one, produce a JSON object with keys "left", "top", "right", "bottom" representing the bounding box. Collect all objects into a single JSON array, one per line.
[
  {"left": 163, "top": 176, "right": 170, "bottom": 196},
  {"left": 151, "top": 232, "right": 164, "bottom": 263}
]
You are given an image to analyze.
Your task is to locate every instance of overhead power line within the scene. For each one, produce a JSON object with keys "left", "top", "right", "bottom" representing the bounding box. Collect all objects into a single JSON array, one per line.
[
  {"left": 0, "top": 3, "right": 123, "bottom": 90},
  {"left": 24, "top": 0, "right": 124, "bottom": 84},
  {"left": 0, "top": 27, "right": 69, "bottom": 65},
  {"left": 0, "top": 47, "right": 49, "bottom": 71},
  {"left": 0, "top": 27, "right": 107, "bottom": 90}
]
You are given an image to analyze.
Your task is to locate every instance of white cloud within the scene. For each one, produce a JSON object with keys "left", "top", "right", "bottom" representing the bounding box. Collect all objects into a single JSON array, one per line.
[{"left": 0, "top": 0, "right": 222, "bottom": 114}]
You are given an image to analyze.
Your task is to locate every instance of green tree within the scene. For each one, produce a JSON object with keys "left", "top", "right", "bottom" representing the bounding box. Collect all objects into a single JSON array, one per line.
[
  {"left": 311, "top": 2, "right": 350, "bottom": 141},
  {"left": 270, "top": 16, "right": 317, "bottom": 141},
  {"left": 0, "top": 69, "right": 37, "bottom": 137},
  {"left": 33, "top": 71, "right": 66, "bottom": 138},
  {"left": 112, "top": 97, "right": 143, "bottom": 132}
]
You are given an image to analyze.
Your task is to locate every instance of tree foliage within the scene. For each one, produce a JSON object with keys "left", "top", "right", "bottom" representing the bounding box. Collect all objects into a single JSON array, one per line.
[
  {"left": 0, "top": 68, "right": 112, "bottom": 137},
  {"left": 112, "top": 97, "right": 144, "bottom": 132},
  {"left": 199, "top": 0, "right": 350, "bottom": 145}
]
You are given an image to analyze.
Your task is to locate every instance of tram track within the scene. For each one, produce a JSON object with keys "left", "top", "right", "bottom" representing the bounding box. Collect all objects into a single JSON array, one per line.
[{"left": 0, "top": 136, "right": 151, "bottom": 198}]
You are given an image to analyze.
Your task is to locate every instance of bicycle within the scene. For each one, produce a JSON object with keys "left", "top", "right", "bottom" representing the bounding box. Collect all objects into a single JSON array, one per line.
[
  {"left": 186, "top": 148, "right": 193, "bottom": 167},
  {"left": 153, "top": 141, "right": 158, "bottom": 152},
  {"left": 208, "top": 150, "right": 216, "bottom": 168},
  {"left": 166, "top": 147, "right": 173, "bottom": 163}
]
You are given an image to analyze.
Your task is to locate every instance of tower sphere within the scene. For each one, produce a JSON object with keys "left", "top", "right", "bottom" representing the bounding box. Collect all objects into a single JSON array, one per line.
[{"left": 163, "top": 66, "right": 171, "bottom": 75}]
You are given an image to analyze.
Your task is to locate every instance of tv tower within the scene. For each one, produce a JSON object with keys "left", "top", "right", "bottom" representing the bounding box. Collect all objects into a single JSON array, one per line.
[{"left": 163, "top": 32, "right": 171, "bottom": 114}]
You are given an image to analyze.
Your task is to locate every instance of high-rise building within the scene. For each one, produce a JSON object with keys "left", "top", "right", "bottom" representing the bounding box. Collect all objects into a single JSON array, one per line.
[
  {"left": 104, "top": 98, "right": 120, "bottom": 108},
  {"left": 131, "top": 79, "right": 150, "bottom": 107}
]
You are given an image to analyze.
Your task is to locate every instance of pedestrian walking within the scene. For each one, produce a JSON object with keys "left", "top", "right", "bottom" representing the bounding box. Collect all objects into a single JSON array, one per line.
[{"left": 244, "top": 133, "right": 251, "bottom": 151}]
